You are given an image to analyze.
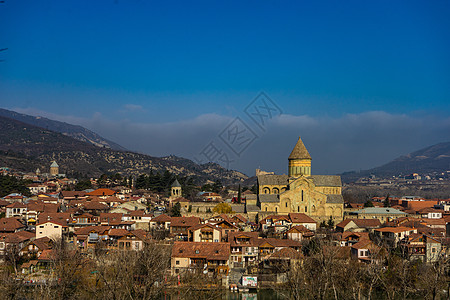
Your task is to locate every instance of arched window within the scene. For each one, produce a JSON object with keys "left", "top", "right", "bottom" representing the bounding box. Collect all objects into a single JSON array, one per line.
[
  {"left": 275, "top": 207, "right": 278, "bottom": 212},
  {"left": 263, "top": 187, "right": 270, "bottom": 194},
  {"left": 273, "top": 188, "right": 279, "bottom": 194},
  {"left": 297, "top": 206, "right": 300, "bottom": 212},
  {"left": 301, "top": 190, "right": 304, "bottom": 202},
  {"left": 285, "top": 202, "right": 288, "bottom": 208},
  {"left": 265, "top": 207, "right": 268, "bottom": 212},
  {"left": 305, "top": 206, "right": 307, "bottom": 213}
]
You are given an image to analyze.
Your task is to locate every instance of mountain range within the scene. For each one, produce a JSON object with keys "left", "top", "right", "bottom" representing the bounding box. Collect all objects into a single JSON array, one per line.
[
  {"left": 0, "top": 111, "right": 247, "bottom": 184},
  {"left": 342, "top": 142, "right": 450, "bottom": 182},
  {"left": 0, "top": 108, "right": 127, "bottom": 151}
]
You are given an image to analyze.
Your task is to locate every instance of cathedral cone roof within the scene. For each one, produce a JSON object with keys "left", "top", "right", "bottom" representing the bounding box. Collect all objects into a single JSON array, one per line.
[
  {"left": 288, "top": 137, "right": 311, "bottom": 160},
  {"left": 171, "top": 179, "right": 181, "bottom": 188},
  {"left": 50, "top": 161, "right": 59, "bottom": 168}
]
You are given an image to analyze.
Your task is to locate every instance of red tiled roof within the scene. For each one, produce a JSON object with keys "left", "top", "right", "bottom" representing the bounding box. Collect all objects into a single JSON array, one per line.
[
  {"left": 82, "top": 201, "right": 109, "bottom": 210},
  {"left": 336, "top": 219, "right": 354, "bottom": 228},
  {"left": 375, "top": 226, "right": 416, "bottom": 233},
  {"left": 108, "top": 228, "right": 129, "bottom": 237},
  {"left": 172, "top": 241, "right": 230, "bottom": 260},
  {"left": 151, "top": 214, "right": 171, "bottom": 222},
  {"left": 86, "top": 188, "right": 116, "bottom": 197},
  {"left": 6, "top": 202, "right": 26, "bottom": 208},
  {"left": 171, "top": 217, "right": 201, "bottom": 228},
  {"left": 286, "top": 225, "right": 314, "bottom": 236},
  {"left": 353, "top": 219, "right": 381, "bottom": 228},
  {"left": 0, "top": 217, "right": 25, "bottom": 232},
  {"left": 288, "top": 213, "right": 317, "bottom": 224},
  {"left": 269, "top": 247, "right": 304, "bottom": 259}
]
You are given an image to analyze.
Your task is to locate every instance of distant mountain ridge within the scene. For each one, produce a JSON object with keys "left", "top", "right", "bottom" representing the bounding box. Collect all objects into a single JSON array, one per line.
[
  {"left": 0, "top": 108, "right": 127, "bottom": 151},
  {"left": 0, "top": 115, "right": 247, "bottom": 184},
  {"left": 342, "top": 142, "right": 450, "bottom": 182}
]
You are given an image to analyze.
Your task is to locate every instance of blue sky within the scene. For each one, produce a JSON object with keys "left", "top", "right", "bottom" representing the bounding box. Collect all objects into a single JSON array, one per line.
[{"left": 1, "top": 1, "right": 450, "bottom": 176}]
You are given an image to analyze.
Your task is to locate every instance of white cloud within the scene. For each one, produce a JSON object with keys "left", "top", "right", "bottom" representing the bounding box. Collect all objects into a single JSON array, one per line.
[{"left": 123, "top": 104, "right": 144, "bottom": 112}]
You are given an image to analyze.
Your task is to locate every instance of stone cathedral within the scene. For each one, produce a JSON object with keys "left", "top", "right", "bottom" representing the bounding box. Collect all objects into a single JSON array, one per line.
[{"left": 257, "top": 137, "right": 344, "bottom": 222}]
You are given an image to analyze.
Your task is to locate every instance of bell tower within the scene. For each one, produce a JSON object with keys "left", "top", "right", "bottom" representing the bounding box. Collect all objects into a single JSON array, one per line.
[
  {"left": 288, "top": 137, "right": 311, "bottom": 177},
  {"left": 170, "top": 179, "right": 182, "bottom": 198}
]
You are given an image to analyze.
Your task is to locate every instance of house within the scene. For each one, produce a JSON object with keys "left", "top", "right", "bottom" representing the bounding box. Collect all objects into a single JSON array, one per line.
[
  {"left": 400, "top": 233, "right": 443, "bottom": 263},
  {"left": 199, "top": 192, "right": 222, "bottom": 202},
  {"left": 0, "top": 217, "right": 25, "bottom": 233},
  {"left": 348, "top": 207, "right": 407, "bottom": 223},
  {"left": 212, "top": 219, "right": 239, "bottom": 239},
  {"left": 336, "top": 219, "right": 381, "bottom": 233},
  {"left": 26, "top": 201, "right": 59, "bottom": 225},
  {"left": 73, "top": 225, "right": 111, "bottom": 249},
  {"left": 257, "top": 238, "right": 302, "bottom": 258},
  {"left": 230, "top": 214, "right": 248, "bottom": 227},
  {"left": 114, "top": 200, "right": 147, "bottom": 212},
  {"left": 188, "top": 223, "right": 222, "bottom": 242},
  {"left": 0, "top": 231, "right": 35, "bottom": 257},
  {"left": 36, "top": 220, "right": 65, "bottom": 240},
  {"left": 37, "top": 195, "right": 59, "bottom": 204},
  {"left": 285, "top": 225, "right": 314, "bottom": 241},
  {"left": 260, "top": 215, "right": 292, "bottom": 233},
  {"left": 99, "top": 213, "right": 123, "bottom": 226},
  {"left": 27, "top": 183, "right": 48, "bottom": 195},
  {"left": 21, "top": 236, "right": 52, "bottom": 258},
  {"left": 59, "top": 191, "right": 87, "bottom": 202},
  {"left": 170, "top": 217, "right": 201, "bottom": 240},
  {"left": 339, "top": 232, "right": 370, "bottom": 247},
  {"left": 71, "top": 213, "right": 98, "bottom": 227},
  {"left": 6, "top": 202, "right": 27, "bottom": 219},
  {"left": 374, "top": 227, "right": 417, "bottom": 247},
  {"left": 418, "top": 207, "right": 443, "bottom": 219},
  {"left": 150, "top": 214, "right": 171, "bottom": 231},
  {"left": 117, "top": 230, "right": 148, "bottom": 251},
  {"left": 228, "top": 232, "right": 260, "bottom": 268},
  {"left": 171, "top": 241, "right": 230, "bottom": 275},
  {"left": 288, "top": 213, "right": 318, "bottom": 231},
  {"left": 350, "top": 239, "right": 380, "bottom": 262},
  {"left": 123, "top": 210, "right": 152, "bottom": 230},
  {"left": 264, "top": 247, "right": 303, "bottom": 270}
]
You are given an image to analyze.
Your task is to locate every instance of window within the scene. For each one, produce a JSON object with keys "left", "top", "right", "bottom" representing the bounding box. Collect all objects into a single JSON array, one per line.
[
  {"left": 305, "top": 206, "right": 307, "bottom": 213},
  {"left": 432, "top": 247, "right": 436, "bottom": 253},
  {"left": 285, "top": 202, "right": 288, "bottom": 208},
  {"left": 176, "top": 260, "right": 180, "bottom": 265},
  {"left": 195, "top": 250, "right": 199, "bottom": 254},
  {"left": 297, "top": 206, "right": 300, "bottom": 212}
]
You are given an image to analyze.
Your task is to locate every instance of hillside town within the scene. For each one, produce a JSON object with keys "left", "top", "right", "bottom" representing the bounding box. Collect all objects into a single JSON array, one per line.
[{"left": 1, "top": 138, "right": 450, "bottom": 299}]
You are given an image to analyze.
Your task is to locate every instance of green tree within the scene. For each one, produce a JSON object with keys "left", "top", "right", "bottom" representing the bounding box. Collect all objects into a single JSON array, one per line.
[
  {"left": 0, "top": 175, "right": 31, "bottom": 197},
  {"left": 74, "top": 179, "right": 92, "bottom": 191},
  {"left": 364, "top": 200, "right": 374, "bottom": 207},
  {"left": 326, "top": 216, "right": 334, "bottom": 229},
  {"left": 237, "top": 184, "right": 242, "bottom": 204},
  {"left": 250, "top": 184, "right": 258, "bottom": 194},
  {"left": 383, "top": 194, "right": 391, "bottom": 207},
  {"left": 170, "top": 202, "right": 181, "bottom": 217}
]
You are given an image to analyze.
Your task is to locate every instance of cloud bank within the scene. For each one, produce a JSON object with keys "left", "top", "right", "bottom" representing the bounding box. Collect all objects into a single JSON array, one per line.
[{"left": 12, "top": 107, "right": 450, "bottom": 176}]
